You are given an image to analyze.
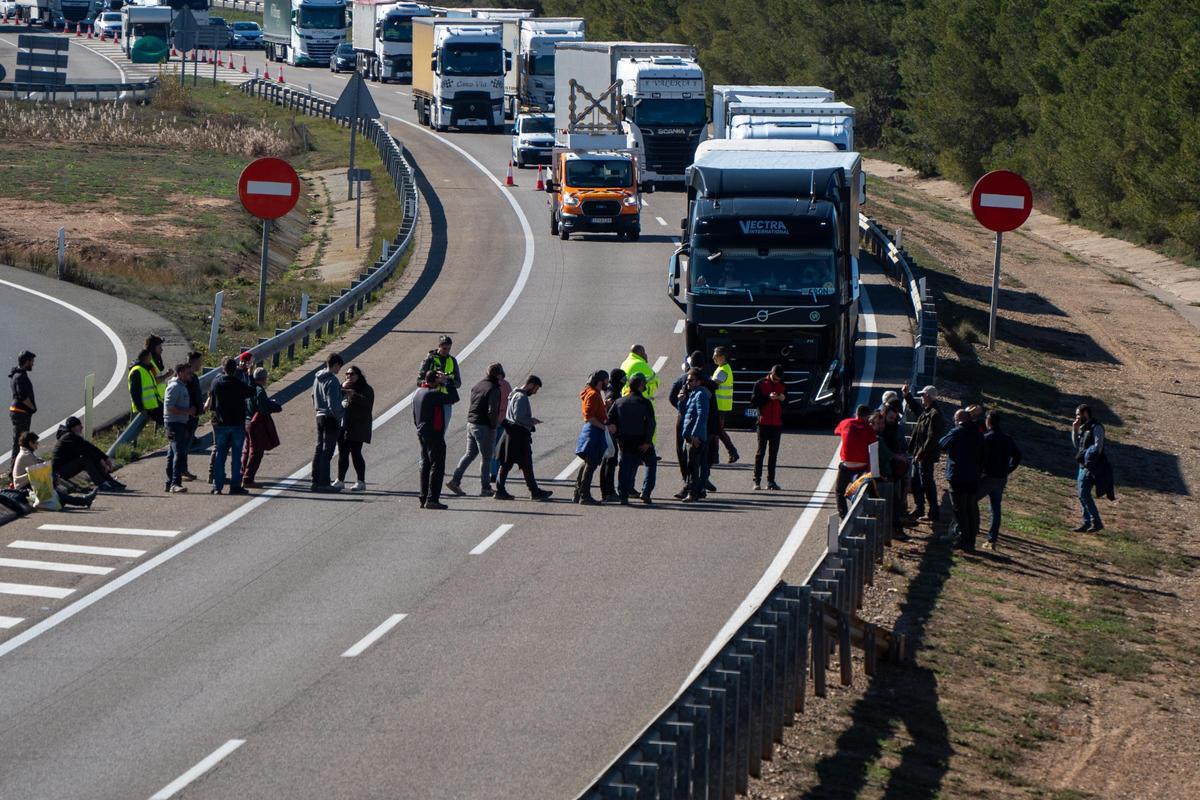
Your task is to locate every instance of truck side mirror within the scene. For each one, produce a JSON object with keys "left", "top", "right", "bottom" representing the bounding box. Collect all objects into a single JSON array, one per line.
[
  {"left": 430, "top": 54, "right": 437, "bottom": 72},
  {"left": 679, "top": 217, "right": 687, "bottom": 230},
  {"left": 668, "top": 247, "right": 686, "bottom": 303},
  {"left": 544, "top": 181, "right": 557, "bottom": 193},
  {"left": 290, "top": 10, "right": 297, "bottom": 24},
  {"left": 504, "top": 50, "right": 512, "bottom": 73}
]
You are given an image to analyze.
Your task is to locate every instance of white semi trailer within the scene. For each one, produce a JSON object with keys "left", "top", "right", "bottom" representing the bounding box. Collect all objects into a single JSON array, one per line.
[
  {"left": 351, "top": 0, "right": 431, "bottom": 83},
  {"left": 711, "top": 85, "right": 856, "bottom": 150}
]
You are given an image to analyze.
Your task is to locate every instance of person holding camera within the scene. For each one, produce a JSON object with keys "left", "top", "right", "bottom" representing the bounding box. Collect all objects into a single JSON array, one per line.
[{"left": 412, "top": 368, "right": 460, "bottom": 509}]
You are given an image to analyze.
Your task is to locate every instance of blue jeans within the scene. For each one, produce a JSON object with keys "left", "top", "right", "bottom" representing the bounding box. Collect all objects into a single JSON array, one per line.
[
  {"left": 1077, "top": 468, "right": 1102, "bottom": 527},
  {"left": 618, "top": 439, "right": 656, "bottom": 499},
  {"left": 165, "top": 422, "right": 192, "bottom": 487},
  {"left": 213, "top": 424, "right": 246, "bottom": 491},
  {"left": 453, "top": 423, "right": 495, "bottom": 489},
  {"left": 977, "top": 476, "right": 1007, "bottom": 542}
]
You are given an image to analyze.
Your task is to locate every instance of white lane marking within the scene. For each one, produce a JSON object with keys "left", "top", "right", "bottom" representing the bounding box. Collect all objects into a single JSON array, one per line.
[
  {"left": 72, "top": 37, "right": 129, "bottom": 98},
  {"left": 672, "top": 238, "right": 680, "bottom": 246},
  {"left": 0, "top": 91, "right": 538, "bottom": 660},
  {"left": 979, "top": 193, "right": 1025, "bottom": 209},
  {"left": 245, "top": 180, "right": 294, "bottom": 196},
  {"left": 0, "top": 582, "right": 74, "bottom": 599},
  {"left": 149, "top": 738, "right": 245, "bottom": 800},
  {"left": 0, "top": 557, "right": 113, "bottom": 576},
  {"left": 655, "top": 216, "right": 667, "bottom": 227},
  {"left": 642, "top": 198, "right": 650, "bottom": 208},
  {"left": 38, "top": 524, "right": 179, "bottom": 538},
  {"left": 9, "top": 540, "right": 144, "bottom": 559},
  {"left": 554, "top": 459, "right": 582, "bottom": 482},
  {"left": 0, "top": 616, "right": 23, "bottom": 629},
  {"left": 394, "top": 89, "right": 410, "bottom": 96},
  {"left": 0, "top": 279, "right": 126, "bottom": 467},
  {"left": 469, "top": 523, "right": 514, "bottom": 556},
  {"left": 673, "top": 319, "right": 685, "bottom": 334},
  {"left": 341, "top": 613, "right": 407, "bottom": 657},
  {"left": 652, "top": 355, "right": 669, "bottom": 374}
]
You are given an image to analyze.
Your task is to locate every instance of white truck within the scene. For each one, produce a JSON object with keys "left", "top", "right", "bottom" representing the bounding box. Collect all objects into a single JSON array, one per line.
[
  {"left": 411, "top": 16, "right": 510, "bottom": 131},
  {"left": 516, "top": 17, "right": 585, "bottom": 111},
  {"left": 262, "top": 0, "right": 347, "bottom": 67},
  {"left": 554, "top": 42, "right": 706, "bottom": 184},
  {"left": 711, "top": 85, "right": 857, "bottom": 150},
  {"left": 351, "top": 0, "right": 431, "bottom": 83},
  {"left": 467, "top": 9, "right": 531, "bottom": 120}
]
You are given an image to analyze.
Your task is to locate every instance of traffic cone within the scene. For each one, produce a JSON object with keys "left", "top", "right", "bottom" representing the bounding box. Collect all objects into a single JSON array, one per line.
[
  {"left": 200, "top": 49, "right": 207, "bottom": 63},
  {"left": 534, "top": 165, "right": 544, "bottom": 191},
  {"left": 241, "top": 56, "right": 248, "bottom": 74},
  {"left": 505, "top": 160, "right": 515, "bottom": 187},
  {"left": 264, "top": 64, "right": 271, "bottom": 81},
  {"left": 277, "top": 66, "right": 285, "bottom": 84},
  {"left": 74, "top": 21, "right": 80, "bottom": 36},
  {"left": 87, "top": 24, "right": 92, "bottom": 38},
  {"left": 170, "top": 44, "right": 178, "bottom": 57}
]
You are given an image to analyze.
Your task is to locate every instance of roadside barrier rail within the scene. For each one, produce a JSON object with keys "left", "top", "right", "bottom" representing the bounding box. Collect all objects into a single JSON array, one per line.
[
  {"left": 107, "top": 77, "right": 419, "bottom": 456},
  {"left": 0, "top": 78, "right": 158, "bottom": 102}
]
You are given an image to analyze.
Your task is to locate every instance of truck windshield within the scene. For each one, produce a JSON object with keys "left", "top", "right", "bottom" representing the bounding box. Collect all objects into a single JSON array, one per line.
[
  {"left": 442, "top": 43, "right": 503, "bottom": 76},
  {"left": 163, "top": 0, "right": 207, "bottom": 10},
  {"left": 691, "top": 248, "right": 837, "bottom": 298},
  {"left": 632, "top": 98, "right": 707, "bottom": 127},
  {"left": 520, "top": 116, "right": 554, "bottom": 134},
  {"left": 381, "top": 16, "right": 413, "bottom": 42},
  {"left": 565, "top": 159, "right": 632, "bottom": 188},
  {"left": 297, "top": 6, "right": 344, "bottom": 30},
  {"left": 529, "top": 53, "right": 554, "bottom": 75},
  {"left": 131, "top": 22, "right": 169, "bottom": 37}
]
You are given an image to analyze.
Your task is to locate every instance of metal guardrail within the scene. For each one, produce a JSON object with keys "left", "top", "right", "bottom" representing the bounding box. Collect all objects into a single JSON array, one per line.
[
  {"left": 107, "top": 77, "right": 420, "bottom": 456},
  {"left": 0, "top": 78, "right": 158, "bottom": 102}
]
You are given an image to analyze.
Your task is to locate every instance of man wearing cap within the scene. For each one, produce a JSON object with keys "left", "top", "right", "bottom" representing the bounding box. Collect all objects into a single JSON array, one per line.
[
  {"left": 834, "top": 404, "right": 877, "bottom": 518},
  {"left": 128, "top": 348, "right": 166, "bottom": 429},
  {"left": 903, "top": 383, "right": 945, "bottom": 522},
  {"left": 418, "top": 336, "right": 462, "bottom": 425},
  {"left": 9, "top": 350, "right": 36, "bottom": 464}
]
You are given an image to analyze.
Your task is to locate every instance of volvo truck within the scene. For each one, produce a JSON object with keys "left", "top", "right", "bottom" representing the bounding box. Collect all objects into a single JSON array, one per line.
[
  {"left": 711, "top": 85, "right": 856, "bottom": 150},
  {"left": 516, "top": 17, "right": 584, "bottom": 111},
  {"left": 263, "top": 0, "right": 347, "bottom": 67},
  {"left": 667, "top": 140, "right": 866, "bottom": 420},
  {"left": 555, "top": 42, "right": 706, "bottom": 184},
  {"left": 352, "top": 0, "right": 431, "bottom": 82},
  {"left": 411, "top": 16, "right": 509, "bottom": 131}
]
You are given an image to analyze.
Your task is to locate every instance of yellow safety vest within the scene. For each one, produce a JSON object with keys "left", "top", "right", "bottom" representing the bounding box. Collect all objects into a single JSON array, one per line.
[
  {"left": 431, "top": 354, "right": 458, "bottom": 394},
  {"left": 620, "top": 352, "right": 658, "bottom": 400},
  {"left": 713, "top": 363, "right": 734, "bottom": 412},
  {"left": 128, "top": 364, "right": 163, "bottom": 413}
]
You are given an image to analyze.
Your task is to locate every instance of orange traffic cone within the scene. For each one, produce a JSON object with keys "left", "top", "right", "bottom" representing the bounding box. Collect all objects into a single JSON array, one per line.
[
  {"left": 534, "top": 165, "right": 545, "bottom": 191},
  {"left": 277, "top": 66, "right": 285, "bottom": 84},
  {"left": 170, "top": 44, "right": 178, "bottom": 57},
  {"left": 86, "top": 24, "right": 92, "bottom": 39},
  {"left": 241, "top": 56, "right": 248, "bottom": 74},
  {"left": 200, "top": 49, "right": 207, "bottom": 63},
  {"left": 74, "top": 21, "right": 81, "bottom": 36},
  {"left": 505, "top": 160, "right": 515, "bottom": 187},
  {"left": 264, "top": 64, "right": 272, "bottom": 81}
]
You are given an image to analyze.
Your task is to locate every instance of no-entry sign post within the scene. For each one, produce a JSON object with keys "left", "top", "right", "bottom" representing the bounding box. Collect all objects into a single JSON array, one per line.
[
  {"left": 238, "top": 157, "right": 301, "bottom": 328},
  {"left": 970, "top": 169, "right": 1033, "bottom": 350}
]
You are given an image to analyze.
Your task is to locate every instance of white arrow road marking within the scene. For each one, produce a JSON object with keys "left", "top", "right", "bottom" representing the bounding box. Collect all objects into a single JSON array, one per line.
[
  {"left": 245, "top": 180, "right": 294, "bottom": 196},
  {"left": 979, "top": 193, "right": 1025, "bottom": 209}
]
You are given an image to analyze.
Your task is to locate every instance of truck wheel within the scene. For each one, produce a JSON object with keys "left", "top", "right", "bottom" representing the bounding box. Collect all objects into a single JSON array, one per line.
[
  {"left": 628, "top": 230, "right": 640, "bottom": 242},
  {"left": 559, "top": 226, "right": 569, "bottom": 241},
  {"left": 549, "top": 210, "right": 558, "bottom": 236}
]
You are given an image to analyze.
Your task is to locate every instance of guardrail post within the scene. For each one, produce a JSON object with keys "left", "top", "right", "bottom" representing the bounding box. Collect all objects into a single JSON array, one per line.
[
  {"left": 811, "top": 597, "right": 827, "bottom": 698},
  {"left": 750, "top": 617, "right": 786, "bottom": 751},
  {"left": 838, "top": 611, "right": 853, "bottom": 686},
  {"left": 732, "top": 637, "right": 767, "bottom": 778},
  {"left": 717, "top": 657, "right": 751, "bottom": 794}
]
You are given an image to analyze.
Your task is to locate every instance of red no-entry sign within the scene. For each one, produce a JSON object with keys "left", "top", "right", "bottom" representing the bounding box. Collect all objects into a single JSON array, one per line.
[
  {"left": 238, "top": 157, "right": 300, "bottom": 220},
  {"left": 970, "top": 170, "right": 1032, "bottom": 233}
]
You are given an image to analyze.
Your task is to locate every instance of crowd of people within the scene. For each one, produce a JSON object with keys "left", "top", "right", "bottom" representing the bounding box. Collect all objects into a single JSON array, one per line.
[{"left": 6, "top": 338, "right": 1116, "bottom": 545}]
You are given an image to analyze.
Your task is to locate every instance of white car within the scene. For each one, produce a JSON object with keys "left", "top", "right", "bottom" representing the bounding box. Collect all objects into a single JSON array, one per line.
[
  {"left": 511, "top": 113, "right": 555, "bottom": 169},
  {"left": 92, "top": 11, "right": 122, "bottom": 37}
]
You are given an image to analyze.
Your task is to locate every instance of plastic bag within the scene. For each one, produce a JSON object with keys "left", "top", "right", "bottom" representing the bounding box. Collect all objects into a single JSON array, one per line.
[
  {"left": 603, "top": 430, "right": 616, "bottom": 461},
  {"left": 26, "top": 464, "right": 62, "bottom": 512}
]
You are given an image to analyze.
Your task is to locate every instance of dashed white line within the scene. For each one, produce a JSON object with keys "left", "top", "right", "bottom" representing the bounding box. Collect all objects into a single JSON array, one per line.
[
  {"left": 554, "top": 459, "right": 583, "bottom": 482},
  {"left": 0, "top": 557, "right": 113, "bottom": 575},
  {"left": 0, "top": 616, "right": 23, "bottom": 629},
  {"left": 652, "top": 355, "right": 669, "bottom": 374},
  {"left": 0, "top": 582, "right": 74, "bottom": 599},
  {"left": 394, "top": 89, "right": 410, "bottom": 96},
  {"left": 9, "top": 540, "right": 144, "bottom": 559},
  {"left": 37, "top": 523, "right": 179, "bottom": 538},
  {"left": 149, "top": 738, "right": 245, "bottom": 800},
  {"left": 342, "top": 613, "right": 408, "bottom": 657},
  {"left": 469, "top": 524, "right": 514, "bottom": 556},
  {"left": 673, "top": 319, "right": 685, "bottom": 334},
  {"left": 655, "top": 216, "right": 668, "bottom": 227}
]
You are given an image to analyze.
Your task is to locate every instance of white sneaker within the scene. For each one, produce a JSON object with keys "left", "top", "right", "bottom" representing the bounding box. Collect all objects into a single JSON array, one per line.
[
  {"left": 349, "top": 481, "right": 366, "bottom": 492},
  {"left": 170, "top": 484, "right": 188, "bottom": 493},
  {"left": 329, "top": 479, "right": 344, "bottom": 490}
]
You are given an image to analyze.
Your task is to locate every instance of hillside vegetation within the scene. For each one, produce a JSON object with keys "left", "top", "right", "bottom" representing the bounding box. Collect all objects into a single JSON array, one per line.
[{"left": 529, "top": 0, "right": 1200, "bottom": 260}]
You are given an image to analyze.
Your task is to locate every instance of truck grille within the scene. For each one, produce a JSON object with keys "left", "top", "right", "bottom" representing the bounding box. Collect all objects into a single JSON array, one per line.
[
  {"left": 306, "top": 41, "right": 337, "bottom": 62},
  {"left": 643, "top": 133, "right": 701, "bottom": 176},
  {"left": 581, "top": 200, "right": 620, "bottom": 216}
]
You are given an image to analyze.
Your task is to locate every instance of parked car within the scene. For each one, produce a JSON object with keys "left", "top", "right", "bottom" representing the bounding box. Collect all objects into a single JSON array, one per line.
[
  {"left": 92, "top": 10, "right": 121, "bottom": 37},
  {"left": 229, "top": 20, "right": 262, "bottom": 48},
  {"left": 329, "top": 42, "right": 356, "bottom": 73}
]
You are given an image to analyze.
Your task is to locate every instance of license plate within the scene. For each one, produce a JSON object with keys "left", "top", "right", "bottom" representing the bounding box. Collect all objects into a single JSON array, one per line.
[
  {"left": 591, "top": 217, "right": 612, "bottom": 224},
  {"left": 459, "top": 119, "right": 486, "bottom": 127},
  {"left": 744, "top": 408, "right": 759, "bottom": 418}
]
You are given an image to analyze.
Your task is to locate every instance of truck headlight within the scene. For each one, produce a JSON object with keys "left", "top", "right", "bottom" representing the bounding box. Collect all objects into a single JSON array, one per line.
[
  {"left": 622, "top": 195, "right": 639, "bottom": 207},
  {"left": 563, "top": 194, "right": 580, "bottom": 207}
]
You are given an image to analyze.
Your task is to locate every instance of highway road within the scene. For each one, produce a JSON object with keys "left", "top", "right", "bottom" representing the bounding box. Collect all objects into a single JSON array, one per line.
[
  {"left": 0, "top": 265, "right": 184, "bottom": 468},
  {"left": 0, "top": 53, "right": 916, "bottom": 799},
  {"left": 0, "top": 22, "right": 131, "bottom": 87}
]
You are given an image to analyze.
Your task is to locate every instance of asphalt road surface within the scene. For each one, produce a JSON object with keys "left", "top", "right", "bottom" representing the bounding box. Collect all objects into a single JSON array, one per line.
[
  {"left": 0, "top": 23, "right": 129, "bottom": 87},
  {"left": 0, "top": 57, "right": 916, "bottom": 799}
]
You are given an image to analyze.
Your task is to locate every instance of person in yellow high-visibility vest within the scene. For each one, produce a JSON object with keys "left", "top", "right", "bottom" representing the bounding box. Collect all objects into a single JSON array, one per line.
[
  {"left": 709, "top": 346, "right": 740, "bottom": 464},
  {"left": 127, "top": 348, "right": 166, "bottom": 428},
  {"left": 620, "top": 344, "right": 660, "bottom": 444}
]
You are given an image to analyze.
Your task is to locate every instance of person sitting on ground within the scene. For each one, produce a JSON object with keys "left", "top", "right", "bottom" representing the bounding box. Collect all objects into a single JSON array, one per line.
[
  {"left": 11, "top": 431, "right": 96, "bottom": 509},
  {"left": 50, "top": 417, "right": 126, "bottom": 492}
]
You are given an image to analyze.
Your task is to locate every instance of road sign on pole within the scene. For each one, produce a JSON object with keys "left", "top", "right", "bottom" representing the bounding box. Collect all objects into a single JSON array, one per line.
[
  {"left": 970, "top": 170, "right": 1033, "bottom": 350},
  {"left": 239, "top": 158, "right": 301, "bottom": 328},
  {"left": 331, "top": 72, "right": 380, "bottom": 203}
]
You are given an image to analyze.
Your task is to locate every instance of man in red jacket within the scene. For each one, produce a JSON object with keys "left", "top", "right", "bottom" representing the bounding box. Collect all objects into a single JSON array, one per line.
[
  {"left": 834, "top": 404, "right": 877, "bottom": 517},
  {"left": 751, "top": 365, "right": 787, "bottom": 490}
]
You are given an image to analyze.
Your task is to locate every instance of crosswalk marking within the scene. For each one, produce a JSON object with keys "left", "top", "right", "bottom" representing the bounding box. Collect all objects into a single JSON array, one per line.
[
  {"left": 0, "top": 616, "right": 24, "bottom": 629},
  {"left": 0, "top": 557, "right": 114, "bottom": 576},
  {"left": 9, "top": 541, "right": 145, "bottom": 559},
  {"left": 37, "top": 523, "right": 179, "bottom": 538},
  {"left": 0, "top": 582, "right": 74, "bottom": 599}
]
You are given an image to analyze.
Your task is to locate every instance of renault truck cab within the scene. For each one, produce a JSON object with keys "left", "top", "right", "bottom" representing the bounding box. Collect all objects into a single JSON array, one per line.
[{"left": 546, "top": 149, "right": 647, "bottom": 241}]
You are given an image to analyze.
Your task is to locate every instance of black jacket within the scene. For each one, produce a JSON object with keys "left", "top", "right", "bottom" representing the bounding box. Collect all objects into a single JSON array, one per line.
[
  {"left": 668, "top": 373, "right": 688, "bottom": 417},
  {"left": 466, "top": 378, "right": 501, "bottom": 428},
  {"left": 9, "top": 367, "right": 35, "bottom": 414},
  {"left": 209, "top": 374, "right": 255, "bottom": 427},
  {"left": 907, "top": 402, "right": 945, "bottom": 464},
  {"left": 412, "top": 382, "right": 459, "bottom": 436},
  {"left": 341, "top": 383, "right": 375, "bottom": 443},
  {"left": 51, "top": 428, "right": 106, "bottom": 473},
  {"left": 610, "top": 393, "right": 656, "bottom": 443},
  {"left": 981, "top": 429, "right": 1022, "bottom": 479}
]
